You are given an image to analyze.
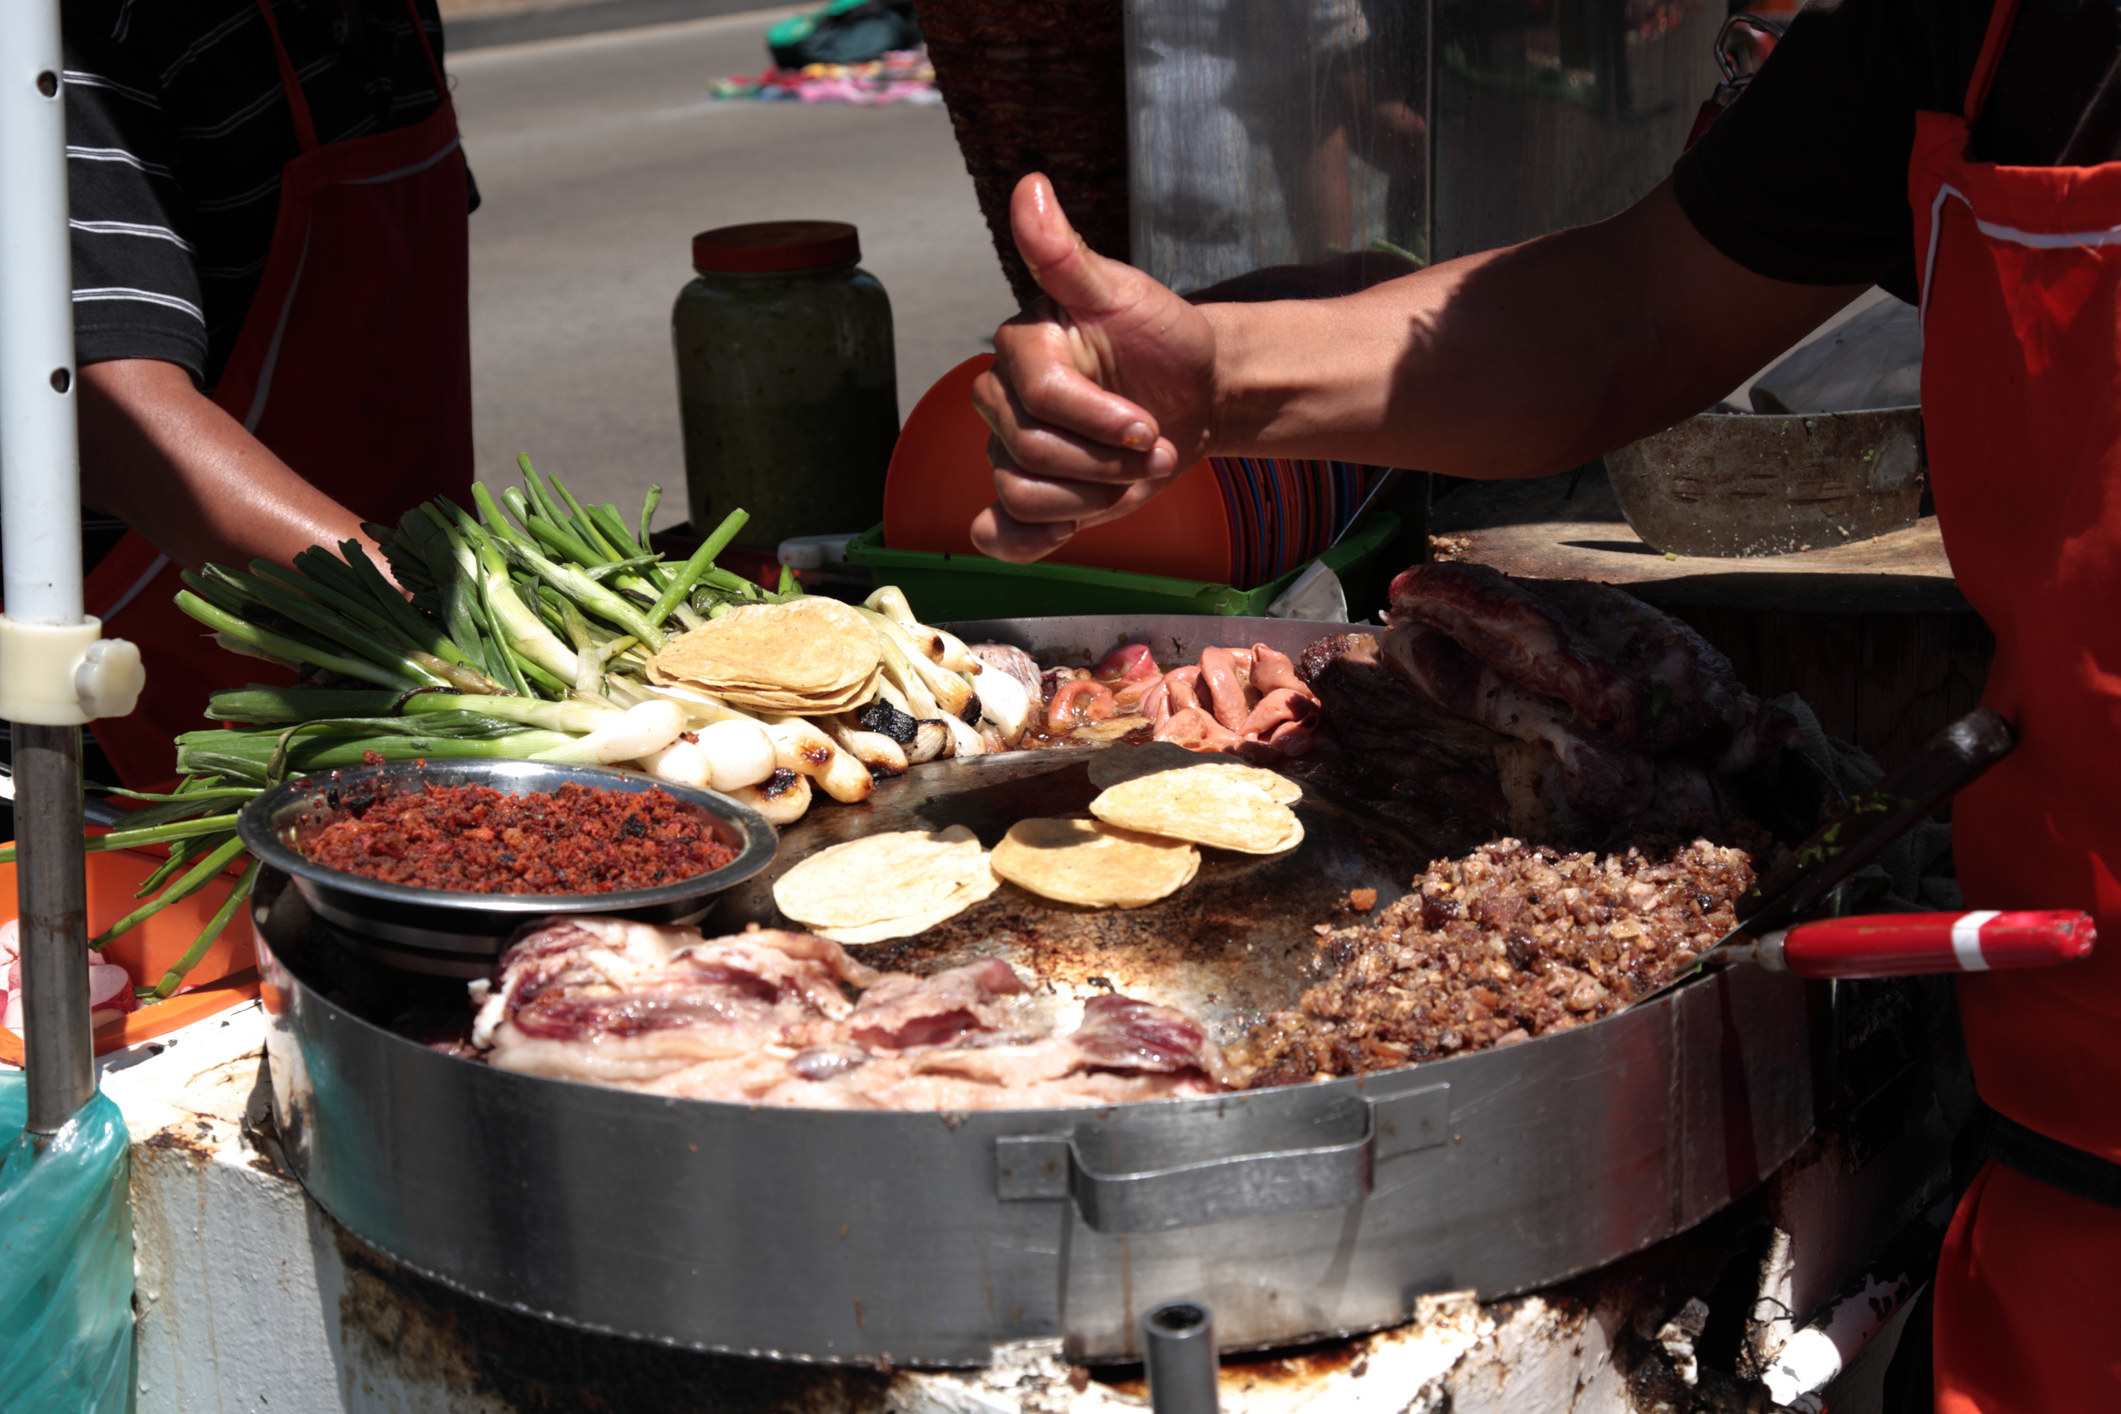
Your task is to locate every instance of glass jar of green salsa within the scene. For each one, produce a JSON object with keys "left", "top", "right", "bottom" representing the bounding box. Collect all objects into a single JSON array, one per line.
[{"left": 672, "top": 221, "right": 899, "bottom": 551}]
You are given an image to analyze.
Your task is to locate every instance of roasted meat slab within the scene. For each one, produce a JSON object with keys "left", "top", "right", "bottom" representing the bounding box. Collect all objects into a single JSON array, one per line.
[
  {"left": 471, "top": 917, "right": 1229, "bottom": 1109},
  {"left": 1302, "top": 564, "right": 1793, "bottom": 849}
]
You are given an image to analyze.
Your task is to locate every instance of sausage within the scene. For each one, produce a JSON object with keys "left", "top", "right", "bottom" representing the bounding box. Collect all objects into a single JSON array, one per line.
[
  {"left": 1240, "top": 687, "right": 1317, "bottom": 741},
  {"left": 1153, "top": 705, "right": 1244, "bottom": 752},
  {"left": 1249, "top": 644, "right": 1317, "bottom": 701},
  {"left": 1198, "top": 646, "right": 1253, "bottom": 733},
  {"left": 1138, "top": 676, "right": 1172, "bottom": 728},
  {"left": 1163, "top": 665, "right": 1206, "bottom": 717},
  {"left": 1047, "top": 678, "right": 1119, "bottom": 731},
  {"left": 1093, "top": 642, "right": 1160, "bottom": 686}
]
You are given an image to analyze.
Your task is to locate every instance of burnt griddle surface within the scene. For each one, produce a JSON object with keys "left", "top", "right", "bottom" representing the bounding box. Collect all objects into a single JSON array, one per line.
[
  {"left": 259, "top": 748, "right": 1440, "bottom": 1051},
  {"left": 715, "top": 749, "right": 1430, "bottom": 1044}
]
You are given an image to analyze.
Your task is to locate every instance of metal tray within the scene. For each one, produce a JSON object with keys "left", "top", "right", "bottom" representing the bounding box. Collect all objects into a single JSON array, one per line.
[
  {"left": 255, "top": 617, "right": 1815, "bottom": 1366},
  {"left": 238, "top": 759, "right": 776, "bottom": 972}
]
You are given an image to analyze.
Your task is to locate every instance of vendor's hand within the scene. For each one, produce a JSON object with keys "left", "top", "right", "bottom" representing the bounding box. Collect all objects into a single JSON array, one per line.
[{"left": 970, "top": 174, "right": 1218, "bottom": 563}]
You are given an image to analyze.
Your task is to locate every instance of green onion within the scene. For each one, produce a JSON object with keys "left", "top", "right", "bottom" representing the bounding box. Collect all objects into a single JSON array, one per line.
[
  {"left": 152, "top": 858, "right": 261, "bottom": 999},
  {"left": 637, "top": 484, "right": 662, "bottom": 554},
  {"left": 176, "top": 592, "right": 422, "bottom": 690},
  {"left": 93, "top": 833, "right": 248, "bottom": 949},
  {"left": 0, "top": 812, "right": 242, "bottom": 865},
  {"left": 649, "top": 508, "right": 748, "bottom": 626}
]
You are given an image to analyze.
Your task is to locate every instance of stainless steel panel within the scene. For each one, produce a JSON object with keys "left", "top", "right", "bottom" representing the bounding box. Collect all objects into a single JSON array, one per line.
[
  {"left": 1432, "top": 0, "right": 1720, "bottom": 260},
  {"left": 1127, "top": 0, "right": 1430, "bottom": 292},
  {"left": 1127, "top": 0, "right": 1723, "bottom": 285}
]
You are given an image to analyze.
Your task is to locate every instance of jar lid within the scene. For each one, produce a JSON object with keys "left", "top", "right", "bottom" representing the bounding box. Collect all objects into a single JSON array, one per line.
[{"left": 691, "top": 220, "right": 860, "bottom": 273}]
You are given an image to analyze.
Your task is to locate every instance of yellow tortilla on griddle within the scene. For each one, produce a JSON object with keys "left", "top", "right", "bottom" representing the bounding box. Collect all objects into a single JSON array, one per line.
[
  {"left": 772, "top": 824, "right": 988, "bottom": 930},
  {"left": 647, "top": 599, "right": 881, "bottom": 709},
  {"left": 991, "top": 817, "right": 1200, "bottom": 909},
  {"left": 1087, "top": 742, "right": 1302, "bottom": 805},
  {"left": 813, "top": 855, "right": 1001, "bottom": 945},
  {"left": 1089, "top": 771, "right": 1304, "bottom": 855}
]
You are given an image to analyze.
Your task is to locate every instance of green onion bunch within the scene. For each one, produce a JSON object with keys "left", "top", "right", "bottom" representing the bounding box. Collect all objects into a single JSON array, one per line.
[{"left": 12, "top": 458, "right": 799, "bottom": 999}]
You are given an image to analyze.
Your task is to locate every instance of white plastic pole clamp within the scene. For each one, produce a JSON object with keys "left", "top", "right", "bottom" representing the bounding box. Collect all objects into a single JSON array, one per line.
[{"left": 0, "top": 615, "right": 144, "bottom": 725}]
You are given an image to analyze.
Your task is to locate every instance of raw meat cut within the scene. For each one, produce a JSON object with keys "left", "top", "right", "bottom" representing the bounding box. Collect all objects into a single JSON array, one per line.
[{"left": 467, "top": 918, "right": 1229, "bottom": 1110}]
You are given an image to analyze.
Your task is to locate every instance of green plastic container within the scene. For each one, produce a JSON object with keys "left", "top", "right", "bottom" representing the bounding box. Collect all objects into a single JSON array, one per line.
[
  {"left": 673, "top": 221, "right": 898, "bottom": 552},
  {"left": 845, "top": 512, "right": 1401, "bottom": 620}
]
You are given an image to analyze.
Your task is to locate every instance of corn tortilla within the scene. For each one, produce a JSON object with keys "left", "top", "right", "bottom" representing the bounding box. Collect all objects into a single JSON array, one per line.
[
  {"left": 648, "top": 599, "right": 880, "bottom": 704},
  {"left": 773, "top": 824, "right": 988, "bottom": 929},
  {"left": 1087, "top": 742, "right": 1302, "bottom": 805},
  {"left": 1089, "top": 771, "right": 1305, "bottom": 855},
  {"left": 699, "top": 669, "right": 882, "bottom": 715},
  {"left": 814, "top": 857, "right": 1001, "bottom": 945},
  {"left": 992, "top": 817, "right": 1200, "bottom": 908}
]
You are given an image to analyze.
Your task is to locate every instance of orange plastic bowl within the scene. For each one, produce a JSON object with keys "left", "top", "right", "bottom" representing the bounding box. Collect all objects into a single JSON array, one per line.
[
  {"left": 0, "top": 847, "right": 260, "bottom": 1065},
  {"left": 882, "top": 354, "right": 1235, "bottom": 584}
]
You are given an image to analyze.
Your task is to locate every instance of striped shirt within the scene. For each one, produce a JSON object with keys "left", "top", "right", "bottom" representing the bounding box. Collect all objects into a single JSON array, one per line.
[{"left": 63, "top": 0, "right": 471, "bottom": 392}]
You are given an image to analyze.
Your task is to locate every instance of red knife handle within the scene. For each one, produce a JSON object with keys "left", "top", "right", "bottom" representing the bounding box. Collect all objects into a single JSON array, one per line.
[{"left": 1773, "top": 910, "right": 2096, "bottom": 979}]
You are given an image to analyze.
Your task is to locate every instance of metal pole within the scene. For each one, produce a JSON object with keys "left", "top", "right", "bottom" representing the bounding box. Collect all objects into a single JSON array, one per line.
[
  {"left": 1142, "top": 1299, "right": 1219, "bottom": 1414},
  {"left": 15, "top": 728, "right": 90, "bottom": 1136},
  {"left": 0, "top": 0, "right": 96, "bottom": 1137}
]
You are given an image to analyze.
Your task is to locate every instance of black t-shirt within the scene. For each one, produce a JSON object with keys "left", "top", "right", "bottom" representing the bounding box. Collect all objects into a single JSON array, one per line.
[
  {"left": 63, "top": 0, "right": 468, "bottom": 392},
  {"left": 1673, "top": 0, "right": 2121, "bottom": 301}
]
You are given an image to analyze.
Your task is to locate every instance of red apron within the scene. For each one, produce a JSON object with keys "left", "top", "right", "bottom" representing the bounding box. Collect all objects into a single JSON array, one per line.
[
  {"left": 1910, "top": 0, "right": 2121, "bottom": 1404},
  {"left": 83, "top": 0, "right": 474, "bottom": 788}
]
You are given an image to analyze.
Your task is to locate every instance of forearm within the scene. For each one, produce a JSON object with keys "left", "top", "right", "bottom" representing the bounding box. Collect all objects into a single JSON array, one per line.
[
  {"left": 78, "top": 359, "right": 378, "bottom": 573},
  {"left": 1202, "top": 182, "right": 1868, "bottom": 478}
]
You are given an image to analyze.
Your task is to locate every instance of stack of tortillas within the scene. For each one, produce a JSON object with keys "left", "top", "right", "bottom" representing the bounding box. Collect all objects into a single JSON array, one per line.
[
  {"left": 992, "top": 744, "right": 1303, "bottom": 911},
  {"left": 772, "top": 825, "right": 998, "bottom": 944},
  {"left": 646, "top": 598, "right": 881, "bottom": 713}
]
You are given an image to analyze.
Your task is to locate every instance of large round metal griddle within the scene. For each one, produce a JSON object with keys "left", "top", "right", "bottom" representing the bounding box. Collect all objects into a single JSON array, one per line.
[{"left": 255, "top": 616, "right": 1815, "bottom": 1367}]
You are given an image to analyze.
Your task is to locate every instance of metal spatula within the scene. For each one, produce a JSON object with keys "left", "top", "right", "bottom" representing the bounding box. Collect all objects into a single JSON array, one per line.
[{"left": 1644, "top": 707, "right": 2094, "bottom": 997}]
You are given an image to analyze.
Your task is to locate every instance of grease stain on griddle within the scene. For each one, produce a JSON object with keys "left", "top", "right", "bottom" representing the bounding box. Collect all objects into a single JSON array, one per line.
[{"left": 718, "top": 751, "right": 1427, "bottom": 1045}]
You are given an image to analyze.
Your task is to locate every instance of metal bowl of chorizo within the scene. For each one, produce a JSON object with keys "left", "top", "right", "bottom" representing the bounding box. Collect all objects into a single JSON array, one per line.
[{"left": 237, "top": 758, "right": 776, "bottom": 973}]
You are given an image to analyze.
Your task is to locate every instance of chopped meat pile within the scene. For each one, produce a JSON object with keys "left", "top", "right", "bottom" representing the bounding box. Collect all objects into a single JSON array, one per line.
[
  {"left": 469, "top": 916, "right": 1231, "bottom": 1109},
  {"left": 1226, "top": 838, "right": 1756, "bottom": 1087},
  {"left": 303, "top": 780, "right": 735, "bottom": 894},
  {"left": 1302, "top": 564, "right": 1795, "bottom": 851}
]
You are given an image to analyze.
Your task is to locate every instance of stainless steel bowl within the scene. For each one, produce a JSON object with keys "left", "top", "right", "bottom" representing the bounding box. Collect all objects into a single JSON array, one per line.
[
  {"left": 237, "top": 759, "right": 778, "bottom": 972},
  {"left": 1605, "top": 405, "right": 1925, "bottom": 557}
]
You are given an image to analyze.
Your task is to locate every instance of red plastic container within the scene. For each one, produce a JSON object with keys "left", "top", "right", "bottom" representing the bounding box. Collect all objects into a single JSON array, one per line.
[{"left": 882, "top": 354, "right": 1237, "bottom": 584}]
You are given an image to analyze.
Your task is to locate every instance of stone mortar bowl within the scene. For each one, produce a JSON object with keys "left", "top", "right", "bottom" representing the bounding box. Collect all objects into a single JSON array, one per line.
[{"left": 1605, "top": 406, "right": 1924, "bottom": 558}]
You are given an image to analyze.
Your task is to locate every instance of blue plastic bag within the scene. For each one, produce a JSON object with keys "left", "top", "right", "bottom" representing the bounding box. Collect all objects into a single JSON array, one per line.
[{"left": 0, "top": 1070, "right": 133, "bottom": 1413}]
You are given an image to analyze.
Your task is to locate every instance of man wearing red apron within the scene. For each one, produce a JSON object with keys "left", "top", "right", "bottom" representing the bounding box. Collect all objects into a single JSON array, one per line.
[
  {"left": 970, "top": 0, "right": 2121, "bottom": 1403},
  {"left": 62, "top": 0, "right": 473, "bottom": 787},
  {"left": 1910, "top": 2, "right": 2121, "bottom": 1407}
]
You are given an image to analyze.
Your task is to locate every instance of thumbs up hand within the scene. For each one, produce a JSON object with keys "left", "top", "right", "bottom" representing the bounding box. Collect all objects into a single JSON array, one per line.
[{"left": 969, "top": 173, "right": 1219, "bottom": 563}]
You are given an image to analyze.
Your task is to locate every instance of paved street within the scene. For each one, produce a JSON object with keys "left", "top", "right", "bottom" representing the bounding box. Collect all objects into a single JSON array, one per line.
[{"left": 450, "top": 9, "right": 1017, "bottom": 529}]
